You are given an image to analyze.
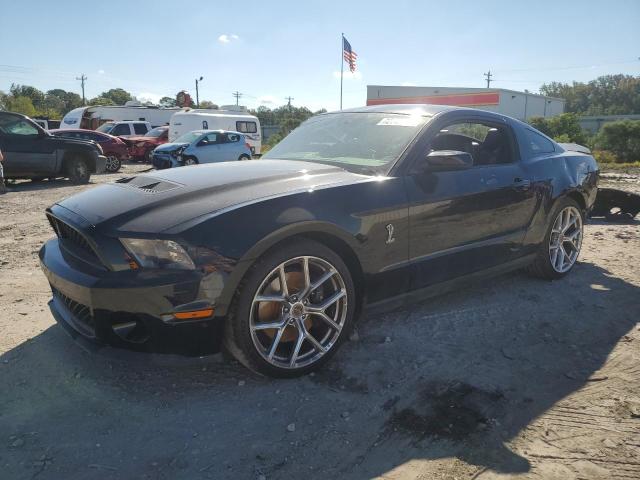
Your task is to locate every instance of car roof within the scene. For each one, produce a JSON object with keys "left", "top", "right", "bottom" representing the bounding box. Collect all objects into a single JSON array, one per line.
[
  {"left": 333, "top": 103, "right": 460, "bottom": 116},
  {"left": 190, "top": 129, "right": 244, "bottom": 135}
]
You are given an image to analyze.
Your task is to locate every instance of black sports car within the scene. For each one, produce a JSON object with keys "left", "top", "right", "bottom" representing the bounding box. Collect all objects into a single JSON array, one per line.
[{"left": 39, "top": 105, "right": 599, "bottom": 377}]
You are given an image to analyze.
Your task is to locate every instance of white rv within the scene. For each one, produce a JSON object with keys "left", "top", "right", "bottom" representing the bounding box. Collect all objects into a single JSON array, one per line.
[
  {"left": 169, "top": 109, "right": 262, "bottom": 155},
  {"left": 60, "top": 103, "right": 183, "bottom": 131}
]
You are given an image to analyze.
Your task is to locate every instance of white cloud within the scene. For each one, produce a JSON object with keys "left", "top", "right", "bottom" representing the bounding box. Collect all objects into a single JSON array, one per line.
[
  {"left": 333, "top": 70, "right": 362, "bottom": 80},
  {"left": 258, "top": 95, "right": 279, "bottom": 105},
  {"left": 137, "top": 92, "right": 164, "bottom": 104},
  {"left": 98, "top": 69, "right": 105, "bottom": 75},
  {"left": 401, "top": 81, "right": 416, "bottom": 86},
  {"left": 218, "top": 34, "right": 239, "bottom": 44}
]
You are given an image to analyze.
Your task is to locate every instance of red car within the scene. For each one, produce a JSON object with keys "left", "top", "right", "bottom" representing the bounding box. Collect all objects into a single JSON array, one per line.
[
  {"left": 122, "top": 126, "right": 169, "bottom": 162},
  {"left": 50, "top": 129, "right": 128, "bottom": 172}
]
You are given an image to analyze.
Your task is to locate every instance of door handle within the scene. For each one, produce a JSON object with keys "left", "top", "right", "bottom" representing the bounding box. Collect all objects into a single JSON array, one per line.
[{"left": 513, "top": 177, "right": 531, "bottom": 190}]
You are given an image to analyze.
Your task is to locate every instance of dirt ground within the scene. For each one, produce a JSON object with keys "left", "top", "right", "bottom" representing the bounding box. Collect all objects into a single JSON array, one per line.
[{"left": 0, "top": 165, "right": 639, "bottom": 480}]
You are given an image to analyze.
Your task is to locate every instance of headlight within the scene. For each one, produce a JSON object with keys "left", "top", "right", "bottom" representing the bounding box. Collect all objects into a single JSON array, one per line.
[
  {"left": 171, "top": 146, "right": 187, "bottom": 158},
  {"left": 121, "top": 238, "right": 195, "bottom": 270}
]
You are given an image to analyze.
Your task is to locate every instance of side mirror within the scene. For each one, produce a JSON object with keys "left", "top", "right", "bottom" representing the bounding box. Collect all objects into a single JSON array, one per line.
[{"left": 424, "top": 150, "right": 473, "bottom": 171}]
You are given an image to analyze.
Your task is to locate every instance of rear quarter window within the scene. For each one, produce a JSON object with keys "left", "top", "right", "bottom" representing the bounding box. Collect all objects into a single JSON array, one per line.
[
  {"left": 134, "top": 123, "right": 148, "bottom": 134},
  {"left": 524, "top": 129, "right": 555, "bottom": 155}
]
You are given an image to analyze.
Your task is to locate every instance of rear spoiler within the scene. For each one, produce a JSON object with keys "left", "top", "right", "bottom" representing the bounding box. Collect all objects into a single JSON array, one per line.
[{"left": 558, "top": 143, "right": 591, "bottom": 154}]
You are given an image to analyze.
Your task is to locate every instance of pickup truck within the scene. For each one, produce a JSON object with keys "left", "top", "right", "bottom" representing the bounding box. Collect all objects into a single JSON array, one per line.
[
  {"left": 0, "top": 111, "right": 107, "bottom": 184},
  {"left": 96, "top": 121, "right": 152, "bottom": 137}
]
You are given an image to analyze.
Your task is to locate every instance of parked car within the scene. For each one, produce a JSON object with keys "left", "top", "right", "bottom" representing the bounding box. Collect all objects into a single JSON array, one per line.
[
  {"left": 0, "top": 111, "right": 106, "bottom": 183},
  {"left": 96, "top": 121, "right": 152, "bottom": 137},
  {"left": 151, "top": 130, "right": 252, "bottom": 169},
  {"left": 38, "top": 105, "right": 598, "bottom": 377},
  {"left": 33, "top": 118, "right": 61, "bottom": 130},
  {"left": 121, "top": 126, "right": 169, "bottom": 162},
  {"left": 169, "top": 109, "right": 262, "bottom": 155},
  {"left": 50, "top": 129, "right": 128, "bottom": 172}
]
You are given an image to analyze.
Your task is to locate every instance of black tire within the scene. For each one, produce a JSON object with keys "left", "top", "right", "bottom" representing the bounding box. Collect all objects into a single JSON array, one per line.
[
  {"left": 238, "top": 154, "right": 251, "bottom": 161},
  {"left": 66, "top": 157, "right": 91, "bottom": 184},
  {"left": 224, "top": 238, "right": 356, "bottom": 378},
  {"left": 145, "top": 150, "right": 154, "bottom": 163},
  {"left": 183, "top": 156, "right": 198, "bottom": 166},
  {"left": 105, "top": 155, "right": 121, "bottom": 173},
  {"left": 527, "top": 197, "right": 584, "bottom": 280}
]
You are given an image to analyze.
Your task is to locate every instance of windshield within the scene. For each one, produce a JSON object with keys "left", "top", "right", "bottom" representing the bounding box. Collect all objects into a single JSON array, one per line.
[
  {"left": 173, "top": 132, "right": 201, "bottom": 144},
  {"left": 145, "top": 127, "right": 166, "bottom": 138},
  {"left": 96, "top": 122, "right": 115, "bottom": 133},
  {"left": 263, "top": 112, "right": 429, "bottom": 174}
]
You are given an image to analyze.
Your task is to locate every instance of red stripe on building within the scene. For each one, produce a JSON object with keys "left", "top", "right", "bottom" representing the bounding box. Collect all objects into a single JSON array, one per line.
[{"left": 366, "top": 92, "right": 500, "bottom": 107}]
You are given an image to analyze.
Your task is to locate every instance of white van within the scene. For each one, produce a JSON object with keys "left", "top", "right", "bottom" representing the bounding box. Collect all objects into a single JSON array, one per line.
[{"left": 169, "top": 109, "right": 262, "bottom": 155}]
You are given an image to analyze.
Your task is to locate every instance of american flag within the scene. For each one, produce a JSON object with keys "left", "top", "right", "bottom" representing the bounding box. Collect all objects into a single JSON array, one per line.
[{"left": 342, "top": 36, "right": 357, "bottom": 73}]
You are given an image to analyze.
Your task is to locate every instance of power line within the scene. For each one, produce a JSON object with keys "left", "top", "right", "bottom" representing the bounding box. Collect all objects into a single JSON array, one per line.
[
  {"left": 483, "top": 70, "right": 493, "bottom": 88},
  {"left": 232, "top": 91, "right": 243, "bottom": 106},
  {"left": 76, "top": 74, "right": 87, "bottom": 105}
]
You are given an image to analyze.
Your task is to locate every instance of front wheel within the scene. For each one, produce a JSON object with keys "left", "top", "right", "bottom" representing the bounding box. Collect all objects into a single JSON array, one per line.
[
  {"left": 182, "top": 156, "right": 198, "bottom": 166},
  {"left": 66, "top": 157, "right": 90, "bottom": 184},
  {"left": 527, "top": 198, "right": 584, "bottom": 279},
  {"left": 224, "top": 239, "right": 356, "bottom": 377}
]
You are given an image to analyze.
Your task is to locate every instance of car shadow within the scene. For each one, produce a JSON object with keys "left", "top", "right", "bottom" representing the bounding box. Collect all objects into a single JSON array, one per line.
[
  {"left": 1, "top": 262, "right": 638, "bottom": 479},
  {"left": 5, "top": 178, "right": 97, "bottom": 192}
]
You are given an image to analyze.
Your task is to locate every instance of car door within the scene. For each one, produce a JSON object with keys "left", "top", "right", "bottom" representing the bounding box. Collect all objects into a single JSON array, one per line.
[
  {"left": 0, "top": 113, "right": 58, "bottom": 177},
  {"left": 403, "top": 113, "right": 538, "bottom": 290},
  {"left": 110, "top": 124, "right": 131, "bottom": 137},
  {"left": 195, "top": 132, "right": 222, "bottom": 163},
  {"left": 223, "top": 133, "right": 243, "bottom": 159}
]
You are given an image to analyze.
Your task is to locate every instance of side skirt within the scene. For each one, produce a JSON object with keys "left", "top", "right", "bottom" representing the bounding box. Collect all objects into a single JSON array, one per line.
[{"left": 362, "top": 254, "right": 537, "bottom": 317}]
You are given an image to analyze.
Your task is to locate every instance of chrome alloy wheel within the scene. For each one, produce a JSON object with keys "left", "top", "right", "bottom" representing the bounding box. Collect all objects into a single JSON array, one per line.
[
  {"left": 249, "top": 256, "right": 348, "bottom": 369},
  {"left": 549, "top": 206, "right": 583, "bottom": 273},
  {"left": 105, "top": 155, "right": 120, "bottom": 172}
]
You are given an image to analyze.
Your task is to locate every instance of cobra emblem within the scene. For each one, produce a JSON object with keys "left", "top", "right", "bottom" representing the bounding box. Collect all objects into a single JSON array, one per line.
[{"left": 385, "top": 223, "right": 395, "bottom": 244}]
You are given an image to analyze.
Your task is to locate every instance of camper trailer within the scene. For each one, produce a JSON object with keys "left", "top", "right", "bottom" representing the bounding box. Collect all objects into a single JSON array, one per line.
[
  {"left": 169, "top": 109, "right": 262, "bottom": 155},
  {"left": 60, "top": 103, "right": 183, "bottom": 131}
]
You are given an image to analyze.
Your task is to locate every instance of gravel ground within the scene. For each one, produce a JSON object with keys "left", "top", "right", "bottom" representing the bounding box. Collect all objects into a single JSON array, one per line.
[{"left": 0, "top": 165, "right": 639, "bottom": 480}]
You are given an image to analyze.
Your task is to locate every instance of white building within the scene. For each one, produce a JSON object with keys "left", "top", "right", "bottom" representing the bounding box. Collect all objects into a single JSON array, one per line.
[{"left": 366, "top": 85, "right": 564, "bottom": 120}]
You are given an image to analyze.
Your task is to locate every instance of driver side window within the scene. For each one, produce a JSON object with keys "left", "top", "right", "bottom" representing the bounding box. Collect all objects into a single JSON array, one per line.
[
  {"left": 200, "top": 133, "right": 219, "bottom": 145},
  {"left": 430, "top": 121, "right": 513, "bottom": 166},
  {"left": 2, "top": 118, "right": 40, "bottom": 136}
]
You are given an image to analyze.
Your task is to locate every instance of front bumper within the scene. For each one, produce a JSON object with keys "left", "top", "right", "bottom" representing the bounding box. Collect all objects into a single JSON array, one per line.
[
  {"left": 152, "top": 152, "right": 179, "bottom": 170},
  {"left": 39, "top": 238, "right": 225, "bottom": 356}
]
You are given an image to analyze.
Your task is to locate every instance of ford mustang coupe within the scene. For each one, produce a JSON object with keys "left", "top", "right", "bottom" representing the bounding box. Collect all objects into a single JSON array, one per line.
[{"left": 39, "top": 105, "right": 599, "bottom": 377}]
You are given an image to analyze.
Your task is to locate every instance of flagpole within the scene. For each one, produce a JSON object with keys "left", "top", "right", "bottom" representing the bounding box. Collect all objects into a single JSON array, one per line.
[{"left": 340, "top": 33, "right": 344, "bottom": 110}]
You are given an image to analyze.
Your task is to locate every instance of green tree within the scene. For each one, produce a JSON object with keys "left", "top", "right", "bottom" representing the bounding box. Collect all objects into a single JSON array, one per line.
[
  {"left": 9, "top": 84, "right": 45, "bottom": 111},
  {"left": 97, "top": 88, "right": 133, "bottom": 105},
  {"left": 88, "top": 96, "right": 116, "bottom": 106},
  {"left": 540, "top": 75, "right": 640, "bottom": 115},
  {"left": 159, "top": 96, "right": 176, "bottom": 107},
  {"left": 199, "top": 100, "right": 218, "bottom": 109},
  {"left": 594, "top": 120, "right": 640, "bottom": 162},
  {"left": 5, "top": 95, "right": 37, "bottom": 116},
  {"left": 46, "top": 89, "right": 83, "bottom": 115},
  {"left": 528, "top": 113, "right": 587, "bottom": 144}
]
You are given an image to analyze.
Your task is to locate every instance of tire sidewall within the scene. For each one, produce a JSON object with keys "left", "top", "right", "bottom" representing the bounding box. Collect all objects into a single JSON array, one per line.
[
  {"left": 68, "top": 158, "right": 90, "bottom": 184},
  {"left": 105, "top": 155, "right": 121, "bottom": 172},
  {"left": 540, "top": 197, "right": 584, "bottom": 279},
  {"left": 226, "top": 238, "right": 356, "bottom": 378}
]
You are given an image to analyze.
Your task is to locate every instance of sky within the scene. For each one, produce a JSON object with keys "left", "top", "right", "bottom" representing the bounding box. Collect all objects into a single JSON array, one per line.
[{"left": 0, "top": 0, "right": 639, "bottom": 112}]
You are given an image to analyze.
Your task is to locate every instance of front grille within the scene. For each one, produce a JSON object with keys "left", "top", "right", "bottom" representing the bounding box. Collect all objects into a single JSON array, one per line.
[
  {"left": 47, "top": 214, "right": 101, "bottom": 264},
  {"left": 52, "top": 288, "right": 95, "bottom": 338}
]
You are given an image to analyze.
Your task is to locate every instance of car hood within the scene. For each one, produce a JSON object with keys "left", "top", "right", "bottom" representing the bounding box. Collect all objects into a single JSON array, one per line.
[
  {"left": 53, "top": 160, "right": 373, "bottom": 234},
  {"left": 154, "top": 142, "right": 189, "bottom": 152},
  {"left": 121, "top": 135, "right": 150, "bottom": 143},
  {"left": 49, "top": 135, "right": 100, "bottom": 151}
]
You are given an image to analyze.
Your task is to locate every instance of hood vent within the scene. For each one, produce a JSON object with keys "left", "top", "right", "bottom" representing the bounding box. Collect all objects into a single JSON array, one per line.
[{"left": 113, "top": 175, "right": 181, "bottom": 194}]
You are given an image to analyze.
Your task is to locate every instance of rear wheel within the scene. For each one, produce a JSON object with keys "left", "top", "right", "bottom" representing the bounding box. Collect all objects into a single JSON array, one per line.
[
  {"left": 224, "top": 239, "right": 356, "bottom": 377},
  {"left": 238, "top": 154, "right": 251, "bottom": 161},
  {"left": 527, "top": 198, "right": 584, "bottom": 279},
  {"left": 105, "top": 155, "right": 121, "bottom": 172},
  {"left": 66, "top": 157, "right": 90, "bottom": 184}
]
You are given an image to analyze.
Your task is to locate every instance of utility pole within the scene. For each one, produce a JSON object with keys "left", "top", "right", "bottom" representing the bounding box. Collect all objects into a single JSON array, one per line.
[
  {"left": 195, "top": 76, "right": 203, "bottom": 108},
  {"left": 76, "top": 74, "right": 87, "bottom": 105},
  {"left": 483, "top": 70, "right": 493, "bottom": 88},
  {"left": 285, "top": 96, "right": 294, "bottom": 110},
  {"left": 232, "top": 91, "right": 243, "bottom": 106}
]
